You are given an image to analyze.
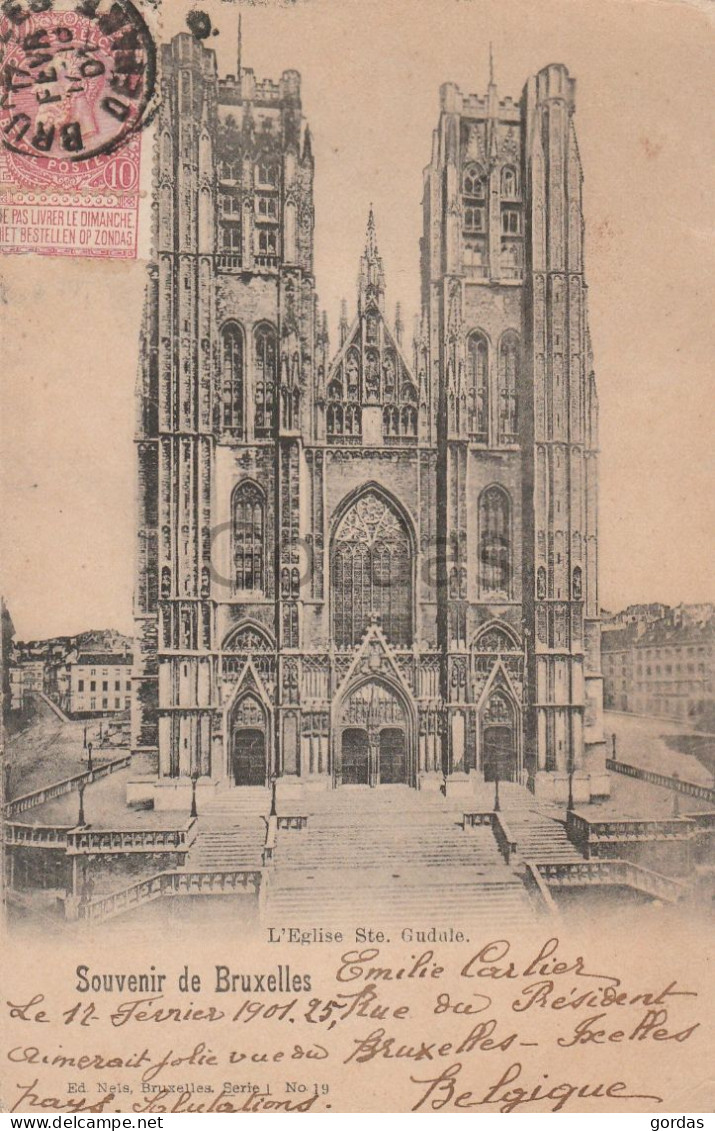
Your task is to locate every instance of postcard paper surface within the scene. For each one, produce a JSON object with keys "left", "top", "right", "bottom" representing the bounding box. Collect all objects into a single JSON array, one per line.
[{"left": 1, "top": 0, "right": 713, "bottom": 1115}]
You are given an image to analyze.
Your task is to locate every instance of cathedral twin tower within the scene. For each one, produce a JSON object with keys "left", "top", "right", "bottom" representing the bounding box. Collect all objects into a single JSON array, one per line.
[{"left": 133, "top": 29, "right": 608, "bottom": 807}]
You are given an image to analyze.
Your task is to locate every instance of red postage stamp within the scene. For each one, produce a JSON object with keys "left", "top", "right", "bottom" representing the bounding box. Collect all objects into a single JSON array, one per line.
[
  {"left": 0, "top": 134, "right": 141, "bottom": 257},
  {"left": 0, "top": 0, "right": 156, "bottom": 258}
]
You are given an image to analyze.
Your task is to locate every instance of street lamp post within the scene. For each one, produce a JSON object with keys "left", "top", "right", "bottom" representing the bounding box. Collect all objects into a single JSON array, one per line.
[
  {"left": 77, "top": 783, "right": 86, "bottom": 827},
  {"left": 87, "top": 741, "right": 93, "bottom": 774},
  {"left": 190, "top": 769, "right": 199, "bottom": 819},
  {"left": 672, "top": 773, "right": 680, "bottom": 818},
  {"left": 270, "top": 773, "right": 278, "bottom": 818},
  {"left": 567, "top": 752, "right": 575, "bottom": 812}
]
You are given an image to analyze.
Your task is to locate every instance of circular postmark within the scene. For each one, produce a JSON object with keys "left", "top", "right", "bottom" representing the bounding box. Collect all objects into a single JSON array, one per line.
[{"left": 0, "top": 0, "right": 156, "bottom": 163}]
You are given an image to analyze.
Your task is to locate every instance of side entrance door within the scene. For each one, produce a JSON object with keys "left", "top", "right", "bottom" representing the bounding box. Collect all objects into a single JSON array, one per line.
[
  {"left": 482, "top": 725, "right": 515, "bottom": 783},
  {"left": 232, "top": 727, "right": 265, "bottom": 786}
]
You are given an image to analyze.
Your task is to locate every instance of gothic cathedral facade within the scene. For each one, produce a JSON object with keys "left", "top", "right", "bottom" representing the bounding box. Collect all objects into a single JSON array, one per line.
[{"left": 133, "top": 31, "right": 608, "bottom": 806}]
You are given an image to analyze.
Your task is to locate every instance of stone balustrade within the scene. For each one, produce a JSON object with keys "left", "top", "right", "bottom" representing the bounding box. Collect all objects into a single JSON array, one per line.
[
  {"left": 521, "top": 861, "right": 559, "bottom": 915},
  {"left": 463, "top": 812, "right": 493, "bottom": 828},
  {"left": 491, "top": 812, "right": 518, "bottom": 864},
  {"left": 77, "top": 869, "right": 263, "bottom": 924},
  {"left": 66, "top": 820, "right": 197, "bottom": 855},
  {"left": 276, "top": 815, "right": 308, "bottom": 830},
  {"left": 533, "top": 858, "right": 688, "bottom": 903},
  {"left": 5, "top": 755, "right": 131, "bottom": 818},
  {"left": 4, "top": 823, "right": 74, "bottom": 848},
  {"left": 606, "top": 759, "right": 715, "bottom": 804},
  {"left": 463, "top": 811, "right": 517, "bottom": 863},
  {"left": 566, "top": 809, "right": 695, "bottom": 855}
]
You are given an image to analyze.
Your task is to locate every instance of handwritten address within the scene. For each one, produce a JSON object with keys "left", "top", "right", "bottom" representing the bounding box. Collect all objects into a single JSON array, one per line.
[{"left": 2, "top": 937, "right": 703, "bottom": 1114}]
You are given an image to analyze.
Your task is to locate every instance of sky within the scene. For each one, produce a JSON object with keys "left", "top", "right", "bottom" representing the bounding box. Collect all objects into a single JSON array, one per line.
[{"left": 1, "top": 0, "right": 714, "bottom": 640}]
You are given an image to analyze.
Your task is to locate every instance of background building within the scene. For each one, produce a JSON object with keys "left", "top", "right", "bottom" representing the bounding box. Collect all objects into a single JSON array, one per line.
[
  {"left": 8, "top": 630, "right": 132, "bottom": 717},
  {"left": 133, "top": 31, "right": 607, "bottom": 804},
  {"left": 602, "top": 604, "right": 714, "bottom": 727},
  {"left": 66, "top": 651, "right": 133, "bottom": 718}
]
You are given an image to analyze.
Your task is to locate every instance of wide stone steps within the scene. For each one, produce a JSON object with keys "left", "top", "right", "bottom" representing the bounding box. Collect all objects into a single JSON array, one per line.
[
  {"left": 267, "top": 810, "right": 534, "bottom": 925},
  {"left": 506, "top": 810, "right": 584, "bottom": 862},
  {"left": 273, "top": 840, "right": 497, "bottom": 869},
  {"left": 266, "top": 868, "right": 531, "bottom": 927},
  {"left": 188, "top": 793, "right": 267, "bottom": 869},
  {"left": 274, "top": 824, "right": 494, "bottom": 863}
]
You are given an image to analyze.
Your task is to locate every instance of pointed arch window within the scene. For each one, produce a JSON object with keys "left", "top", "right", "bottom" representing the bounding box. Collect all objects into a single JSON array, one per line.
[
  {"left": 498, "top": 332, "right": 519, "bottom": 443},
  {"left": 501, "top": 165, "right": 519, "bottom": 199},
  {"left": 467, "top": 331, "right": 489, "bottom": 441},
  {"left": 254, "top": 324, "right": 276, "bottom": 436},
  {"left": 479, "top": 485, "right": 511, "bottom": 596},
  {"left": 257, "top": 161, "right": 279, "bottom": 187},
  {"left": 572, "top": 566, "right": 583, "bottom": 601},
  {"left": 331, "top": 489, "right": 412, "bottom": 647},
  {"left": 473, "top": 624, "right": 520, "bottom": 653},
  {"left": 463, "top": 164, "right": 486, "bottom": 199},
  {"left": 233, "top": 482, "right": 265, "bottom": 593},
  {"left": 221, "top": 322, "right": 244, "bottom": 434}
]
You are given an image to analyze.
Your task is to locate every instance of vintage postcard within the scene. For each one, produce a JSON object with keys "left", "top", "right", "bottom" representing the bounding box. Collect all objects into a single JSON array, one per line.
[{"left": 1, "top": 0, "right": 713, "bottom": 1116}]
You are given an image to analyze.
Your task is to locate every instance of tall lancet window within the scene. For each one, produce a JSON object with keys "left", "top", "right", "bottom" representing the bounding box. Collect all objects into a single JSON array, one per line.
[
  {"left": 467, "top": 331, "right": 489, "bottom": 441},
  {"left": 501, "top": 165, "right": 519, "bottom": 199},
  {"left": 498, "top": 331, "right": 519, "bottom": 443},
  {"left": 233, "top": 482, "right": 265, "bottom": 593},
  {"left": 254, "top": 324, "right": 276, "bottom": 437},
  {"left": 222, "top": 322, "right": 244, "bottom": 434},
  {"left": 478, "top": 485, "right": 511, "bottom": 596},
  {"left": 331, "top": 489, "right": 412, "bottom": 647}
]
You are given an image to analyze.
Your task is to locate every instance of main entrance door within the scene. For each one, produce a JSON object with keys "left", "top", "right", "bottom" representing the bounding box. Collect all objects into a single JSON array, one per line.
[
  {"left": 232, "top": 727, "right": 265, "bottom": 785},
  {"left": 341, "top": 728, "right": 370, "bottom": 785},
  {"left": 337, "top": 681, "right": 411, "bottom": 786},
  {"left": 379, "top": 727, "right": 406, "bottom": 784}
]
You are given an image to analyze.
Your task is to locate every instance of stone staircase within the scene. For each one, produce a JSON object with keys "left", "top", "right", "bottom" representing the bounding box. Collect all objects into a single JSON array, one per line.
[
  {"left": 265, "top": 787, "right": 535, "bottom": 928},
  {"left": 506, "top": 808, "right": 585, "bottom": 863},
  {"left": 187, "top": 788, "right": 268, "bottom": 870}
]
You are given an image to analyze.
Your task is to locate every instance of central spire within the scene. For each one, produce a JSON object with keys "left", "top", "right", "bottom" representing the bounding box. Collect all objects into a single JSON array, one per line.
[
  {"left": 365, "top": 204, "right": 379, "bottom": 258},
  {"left": 359, "top": 205, "right": 386, "bottom": 312}
]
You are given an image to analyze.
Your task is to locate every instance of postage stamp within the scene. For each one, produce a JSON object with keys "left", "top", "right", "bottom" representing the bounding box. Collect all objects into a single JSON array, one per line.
[{"left": 0, "top": 0, "right": 156, "bottom": 258}]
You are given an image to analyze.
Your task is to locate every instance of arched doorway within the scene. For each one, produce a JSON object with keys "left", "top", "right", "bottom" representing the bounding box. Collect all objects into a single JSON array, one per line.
[
  {"left": 480, "top": 691, "right": 518, "bottom": 782},
  {"left": 342, "top": 728, "right": 370, "bottom": 785},
  {"left": 380, "top": 727, "right": 406, "bottom": 784},
  {"left": 230, "top": 694, "right": 267, "bottom": 786},
  {"left": 336, "top": 681, "right": 413, "bottom": 786}
]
